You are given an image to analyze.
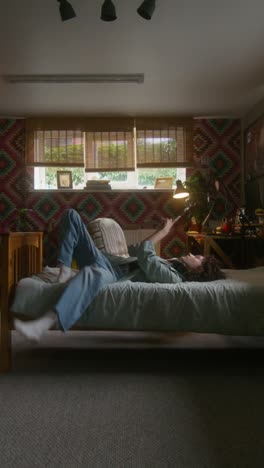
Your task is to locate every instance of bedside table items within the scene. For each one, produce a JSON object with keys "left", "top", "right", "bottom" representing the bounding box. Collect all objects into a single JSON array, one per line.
[
  {"left": 255, "top": 208, "right": 264, "bottom": 224},
  {"left": 215, "top": 226, "right": 222, "bottom": 235},
  {"left": 187, "top": 231, "right": 263, "bottom": 269},
  {"left": 188, "top": 216, "right": 201, "bottom": 234},
  {"left": 220, "top": 218, "right": 232, "bottom": 235}
]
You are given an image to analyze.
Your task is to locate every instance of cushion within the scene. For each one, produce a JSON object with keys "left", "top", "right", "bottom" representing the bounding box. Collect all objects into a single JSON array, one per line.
[{"left": 88, "top": 218, "right": 129, "bottom": 258}]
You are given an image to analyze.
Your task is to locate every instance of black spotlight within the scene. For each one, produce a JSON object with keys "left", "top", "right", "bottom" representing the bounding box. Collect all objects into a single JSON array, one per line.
[
  {"left": 101, "top": 0, "right": 117, "bottom": 21},
  {"left": 58, "top": 0, "right": 76, "bottom": 22},
  {"left": 137, "top": 0, "right": 156, "bottom": 20}
]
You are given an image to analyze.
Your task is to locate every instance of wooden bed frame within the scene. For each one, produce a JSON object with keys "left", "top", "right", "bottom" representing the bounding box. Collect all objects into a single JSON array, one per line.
[
  {"left": 2, "top": 229, "right": 263, "bottom": 374},
  {"left": 0, "top": 223, "right": 160, "bottom": 374},
  {"left": 0, "top": 232, "right": 43, "bottom": 373}
]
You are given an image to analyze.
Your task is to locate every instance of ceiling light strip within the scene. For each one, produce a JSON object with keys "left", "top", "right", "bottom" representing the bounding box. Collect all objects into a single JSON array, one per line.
[{"left": 3, "top": 74, "right": 144, "bottom": 84}]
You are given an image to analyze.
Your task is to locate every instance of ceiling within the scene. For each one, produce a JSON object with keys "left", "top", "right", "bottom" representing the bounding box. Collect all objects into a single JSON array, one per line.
[{"left": 0, "top": 0, "right": 264, "bottom": 118}]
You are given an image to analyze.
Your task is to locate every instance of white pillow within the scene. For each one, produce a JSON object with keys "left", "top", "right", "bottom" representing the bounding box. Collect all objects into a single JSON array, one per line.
[{"left": 88, "top": 218, "right": 129, "bottom": 258}]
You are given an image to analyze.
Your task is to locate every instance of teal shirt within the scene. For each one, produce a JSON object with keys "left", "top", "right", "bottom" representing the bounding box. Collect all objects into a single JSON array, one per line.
[{"left": 127, "top": 241, "right": 183, "bottom": 284}]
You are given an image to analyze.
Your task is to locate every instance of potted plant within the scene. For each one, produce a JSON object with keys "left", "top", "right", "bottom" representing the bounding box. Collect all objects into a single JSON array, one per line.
[{"left": 184, "top": 173, "right": 211, "bottom": 230}]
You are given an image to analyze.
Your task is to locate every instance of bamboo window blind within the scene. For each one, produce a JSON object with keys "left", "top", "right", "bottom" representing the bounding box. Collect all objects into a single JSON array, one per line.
[
  {"left": 136, "top": 117, "right": 193, "bottom": 168},
  {"left": 25, "top": 117, "right": 193, "bottom": 170},
  {"left": 84, "top": 118, "right": 135, "bottom": 172}
]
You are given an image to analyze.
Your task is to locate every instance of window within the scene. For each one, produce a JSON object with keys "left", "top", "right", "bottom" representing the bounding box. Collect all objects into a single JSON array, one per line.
[
  {"left": 34, "top": 167, "right": 85, "bottom": 189},
  {"left": 26, "top": 117, "right": 192, "bottom": 190},
  {"left": 136, "top": 117, "right": 193, "bottom": 168},
  {"left": 34, "top": 167, "right": 186, "bottom": 190},
  {"left": 84, "top": 118, "right": 134, "bottom": 172},
  {"left": 85, "top": 168, "right": 186, "bottom": 189}
]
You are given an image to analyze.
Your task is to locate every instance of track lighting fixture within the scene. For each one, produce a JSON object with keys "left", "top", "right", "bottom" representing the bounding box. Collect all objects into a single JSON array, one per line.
[
  {"left": 137, "top": 0, "right": 156, "bottom": 20},
  {"left": 56, "top": 0, "right": 156, "bottom": 23},
  {"left": 57, "top": 0, "right": 76, "bottom": 22},
  {"left": 101, "top": 0, "right": 117, "bottom": 22}
]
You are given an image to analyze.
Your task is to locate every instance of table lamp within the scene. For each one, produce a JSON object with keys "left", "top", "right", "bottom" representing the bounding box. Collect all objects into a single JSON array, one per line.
[{"left": 173, "top": 180, "right": 189, "bottom": 199}]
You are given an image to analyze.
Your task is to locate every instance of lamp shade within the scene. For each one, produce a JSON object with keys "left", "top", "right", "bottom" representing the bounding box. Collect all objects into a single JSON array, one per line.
[
  {"left": 173, "top": 180, "right": 190, "bottom": 199},
  {"left": 58, "top": 0, "right": 76, "bottom": 21},
  {"left": 137, "top": 0, "right": 156, "bottom": 20},
  {"left": 101, "top": 0, "right": 117, "bottom": 21}
]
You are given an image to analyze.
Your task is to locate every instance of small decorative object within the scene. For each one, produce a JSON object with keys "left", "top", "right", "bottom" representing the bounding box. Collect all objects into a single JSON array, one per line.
[
  {"left": 154, "top": 177, "right": 173, "bottom": 189},
  {"left": 188, "top": 216, "right": 201, "bottom": 234},
  {"left": 221, "top": 217, "right": 232, "bottom": 234},
  {"left": 235, "top": 208, "right": 241, "bottom": 225},
  {"left": 57, "top": 171, "right": 73, "bottom": 189},
  {"left": 255, "top": 208, "right": 264, "bottom": 224}
]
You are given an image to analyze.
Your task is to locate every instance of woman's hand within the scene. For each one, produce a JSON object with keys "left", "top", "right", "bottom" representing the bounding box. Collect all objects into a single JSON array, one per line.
[
  {"left": 144, "top": 216, "right": 180, "bottom": 246},
  {"left": 162, "top": 217, "right": 179, "bottom": 235}
]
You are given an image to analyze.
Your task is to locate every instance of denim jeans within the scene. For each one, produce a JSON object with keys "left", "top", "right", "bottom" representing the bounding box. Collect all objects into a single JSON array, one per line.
[
  {"left": 55, "top": 209, "right": 121, "bottom": 331},
  {"left": 54, "top": 209, "right": 182, "bottom": 331}
]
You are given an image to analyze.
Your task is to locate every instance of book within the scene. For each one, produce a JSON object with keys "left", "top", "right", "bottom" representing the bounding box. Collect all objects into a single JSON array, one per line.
[
  {"left": 86, "top": 180, "right": 110, "bottom": 185},
  {"left": 84, "top": 180, "right": 112, "bottom": 190}
]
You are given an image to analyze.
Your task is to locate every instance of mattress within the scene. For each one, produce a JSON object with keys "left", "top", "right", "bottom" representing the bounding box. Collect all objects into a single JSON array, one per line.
[{"left": 11, "top": 267, "right": 264, "bottom": 336}]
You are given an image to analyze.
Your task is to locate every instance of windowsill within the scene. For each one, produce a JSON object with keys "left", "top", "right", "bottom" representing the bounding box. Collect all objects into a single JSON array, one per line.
[{"left": 31, "top": 189, "right": 175, "bottom": 193}]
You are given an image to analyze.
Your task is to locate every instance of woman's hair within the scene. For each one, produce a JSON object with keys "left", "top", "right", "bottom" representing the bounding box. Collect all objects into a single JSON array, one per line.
[
  {"left": 184, "top": 255, "right": 226, "bottom": 282},
  {"left": 171, "top": 256, "right": 226, "bottom": 282}
]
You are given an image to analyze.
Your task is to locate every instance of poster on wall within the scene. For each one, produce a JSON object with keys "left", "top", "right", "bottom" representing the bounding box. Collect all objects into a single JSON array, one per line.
[{"left": 245, "top": 117, "right": 264, "bottom": 180}]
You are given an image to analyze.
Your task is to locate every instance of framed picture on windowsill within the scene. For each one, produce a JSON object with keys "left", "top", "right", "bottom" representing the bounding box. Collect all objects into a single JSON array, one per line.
[
  {"left": 154, "top": 177, "right": 174, "bottom": 189},
  {"left": 57, "top": 171, "right": 73, "bottom": 189}
]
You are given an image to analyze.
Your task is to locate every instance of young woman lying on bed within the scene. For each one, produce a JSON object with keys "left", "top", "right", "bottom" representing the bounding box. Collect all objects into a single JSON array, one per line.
[{"left": 14, "top": 209, "right": 225, "bottom": 342}]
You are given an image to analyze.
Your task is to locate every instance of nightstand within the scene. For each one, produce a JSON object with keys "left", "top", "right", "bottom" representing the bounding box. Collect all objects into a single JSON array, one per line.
[{"left": 186, "top": 232, "right": 263, "bottom": 269}]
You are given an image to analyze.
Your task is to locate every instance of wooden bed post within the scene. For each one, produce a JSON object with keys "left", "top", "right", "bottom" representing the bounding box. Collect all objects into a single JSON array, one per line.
[
  {"left": 0, "top": 232, "right": 43, "bottom": 373},
  {"left": 0, "top": 235, "right": 12, "bottom": 373},
  {"left": 0, "top": 299, "right": 12, "bottom": 373}
]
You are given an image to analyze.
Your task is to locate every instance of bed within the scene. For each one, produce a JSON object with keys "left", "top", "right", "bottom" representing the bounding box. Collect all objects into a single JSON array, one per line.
[{"left": 1, "top": 224, "right": 264, "bottom": 373}]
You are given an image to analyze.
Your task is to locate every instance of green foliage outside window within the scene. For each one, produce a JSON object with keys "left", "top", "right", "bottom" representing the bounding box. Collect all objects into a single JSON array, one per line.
[
  {"left": 99, "top": 172, "right": 127, "bottom": 181},
  {"left": 44, "top": 144, "right": 84, "bottom": 188},
  {"left": 137, "top": 139, "right": 177, "bottom": 162},
  {"left": 44, "top": 144, "right": 83, "bottom": 163}
]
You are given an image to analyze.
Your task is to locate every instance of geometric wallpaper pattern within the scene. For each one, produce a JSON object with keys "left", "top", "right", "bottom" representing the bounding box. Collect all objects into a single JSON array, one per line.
[
  {"left": 0, "top": 118, "right": 241, "bottom": 261},
  {"left": 191, "top": 118, "right": 242, "bottom": 220}
]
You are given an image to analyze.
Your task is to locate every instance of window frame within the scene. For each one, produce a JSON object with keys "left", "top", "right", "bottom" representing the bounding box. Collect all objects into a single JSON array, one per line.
[{"left": 26, "top": 117, "right": 193, "bottom": 190}]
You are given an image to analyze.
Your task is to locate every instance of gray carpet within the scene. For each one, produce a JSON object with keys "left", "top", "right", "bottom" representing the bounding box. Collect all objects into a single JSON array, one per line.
[{"left": 1, "top": 331, "right": 264, "bottom": 468}]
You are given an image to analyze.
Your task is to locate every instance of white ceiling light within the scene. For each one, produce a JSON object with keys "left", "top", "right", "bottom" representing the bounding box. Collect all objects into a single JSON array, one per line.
[{"left": 2, "top": 74, "right": 144, "bottom": 84}]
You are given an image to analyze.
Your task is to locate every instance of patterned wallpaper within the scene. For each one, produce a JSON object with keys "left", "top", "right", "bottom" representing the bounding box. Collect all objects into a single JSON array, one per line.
[{"left": 0, "top": 118, "right": 241, "bottom": 263}]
